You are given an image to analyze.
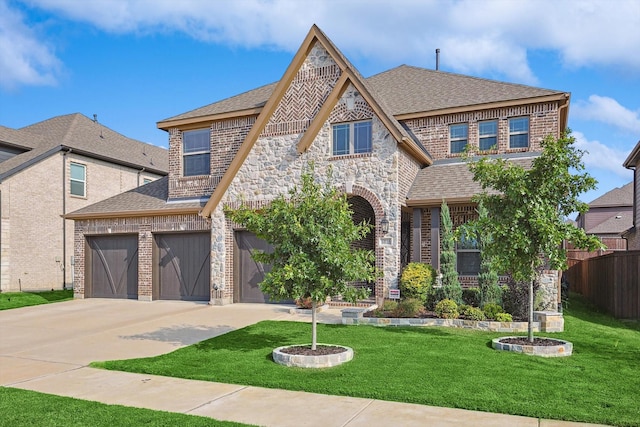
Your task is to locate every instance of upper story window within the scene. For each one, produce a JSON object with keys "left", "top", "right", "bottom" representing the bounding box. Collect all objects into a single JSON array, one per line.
[
  {"left": 70, "top": 162, "right": 86, "bottom": 197},
  {"left": 479, "top": 120, "right": 498, "bottom": 151},
  {"left": 509, "top": 117, "right": 529, "bottom": 149},
  {"left": 457, "top": 232, "right": 480, "bottom": 276},
  {"left": 450, "top": 123, "right": 468, "bottom": 154},
  {"left": 183, "top": 129, "right": 211, "bottom": 176},
  {"left": 143, "top": 178, "right": 153, "bottom": 185},
  {"left": 332, "top": 120, "right": 372, "bottom": 156}
]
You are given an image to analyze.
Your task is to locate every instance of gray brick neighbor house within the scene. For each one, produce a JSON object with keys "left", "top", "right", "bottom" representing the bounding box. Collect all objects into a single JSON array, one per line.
[
  {"left": 67, "top": 26, "right": 568, "bottom": 307},
  {"left": 0, "top": 113, "right": 167, "bottom": 292}
]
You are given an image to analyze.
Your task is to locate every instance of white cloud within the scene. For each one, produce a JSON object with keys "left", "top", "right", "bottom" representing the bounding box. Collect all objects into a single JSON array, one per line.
[
  {"left": 573, "top": 95, "right": 640, "bottom": 134},
  {"left": 0, "top": 0, "right": 61, "bottom": 90},
  {"left": 0, "top": 0, "right": 640, "bottom": 89},
  {"left": 572, "top": 131, "right": 633, "bottom": 178},
  {"left": 7, "top": 0, "right": 640, "bottom": 89}
]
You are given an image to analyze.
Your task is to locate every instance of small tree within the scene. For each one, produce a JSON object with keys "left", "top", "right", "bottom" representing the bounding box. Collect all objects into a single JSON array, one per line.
[
  {"left": 476, "top": 203, "right": 501, "bottom": 307},
  {"left": 225, "top": 166, "right": 376, "bottom": 350},
  {"left": 464, "top": 130, "right": 603, "bottom": 341},
  {"left": 439, "top": 200, "right": 463, "bottom": 304}
]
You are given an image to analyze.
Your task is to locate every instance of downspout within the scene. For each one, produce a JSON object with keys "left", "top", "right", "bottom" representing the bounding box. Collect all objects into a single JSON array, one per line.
[
  {"left": 137, "top": 167, "right": 145, "bottom": 187},
  {"left": 62, "top": 148, "right": 72, "bottom": 290},
  {"left": 558, "top": 94, "right": 570, "bottom": 133}
]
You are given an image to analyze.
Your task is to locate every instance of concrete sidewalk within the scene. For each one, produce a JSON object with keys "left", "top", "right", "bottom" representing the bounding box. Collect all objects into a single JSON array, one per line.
[{"left": 0, "top": 300, "right": 608, "bottom": 427}]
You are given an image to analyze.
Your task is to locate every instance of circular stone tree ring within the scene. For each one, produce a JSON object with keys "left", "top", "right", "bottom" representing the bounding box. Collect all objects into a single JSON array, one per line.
[
  {"left": 492, "top": 336, "right": 573, "bottom": 357},
  {"left": 272, "top": 344, "right": 354, "bottom": 368}
]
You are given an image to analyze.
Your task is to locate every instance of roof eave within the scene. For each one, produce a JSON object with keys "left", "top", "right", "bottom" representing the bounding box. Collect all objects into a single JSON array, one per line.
[
  {"left": 394, "top": 93, "right": 571, "bottom": 121},
  {"left": 157, "top": 108, "right": 263, "bottom": 130},
  {"left": 623, "top": 141, "right": 640, "bottom": 169},
  {"left": 64, "top": 206, "right": 202, "bottom": 220}
]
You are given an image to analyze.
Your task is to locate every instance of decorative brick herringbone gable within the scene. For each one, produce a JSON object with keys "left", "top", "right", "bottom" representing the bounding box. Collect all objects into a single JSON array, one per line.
[{"left": 262, "top": 42, "right": 341, "bottom": 137}]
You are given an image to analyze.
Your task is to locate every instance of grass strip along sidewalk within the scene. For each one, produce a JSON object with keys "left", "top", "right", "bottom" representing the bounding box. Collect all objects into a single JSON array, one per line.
[
  {"left": 93, "top": 294, "right": 640, "bottom": 427},
  {"left": 0, "top": 387, "right": 254, "bottom": 427},
  {"left": 0, "top": 289, "right": 73, "bottom": 310}
]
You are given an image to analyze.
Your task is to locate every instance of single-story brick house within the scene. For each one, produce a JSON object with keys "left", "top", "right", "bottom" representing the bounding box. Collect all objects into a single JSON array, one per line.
[
  {"left": 0, "top": 113, "right": 167, "bottom": 292},
  {"left": 67, "top": 25, "right": 567, "bottom": 307}
]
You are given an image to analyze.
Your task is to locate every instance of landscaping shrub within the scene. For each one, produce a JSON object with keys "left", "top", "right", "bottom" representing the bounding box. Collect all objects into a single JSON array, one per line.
[
  {"left": 392, "top": 298, "right": 424, "bottom": 318},
  {"left": 495, "top": 312, "right": 513, "bottom": 322},
  {"left": 462, "top": 288, "right": 481, "bottom": 306},
  {"left": 381, "top": 300, "right": 398, "bottom": 312},
  {"left": 502, "top": 276, "right": 542, "bottom": 320},
  {"left": 458, "top": 304, "right": 471, "bottom": 314},
  {"left": 435, "top": 299, "right": 459, "bottom": 319},
  {"left": 483, "top": 303, "right": 504, "bottom": 320},
  {"left": 399, "top": 263, "right": 435, "bottom": 304},
  {"left": 463, "top": 306, "right": 486, "bottom": 321}
]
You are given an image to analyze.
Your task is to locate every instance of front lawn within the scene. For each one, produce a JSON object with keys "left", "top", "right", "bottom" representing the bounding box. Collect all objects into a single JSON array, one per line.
[
  {"left": 93, "top": 294, "right": 640, "bottom": 426},
  {"left": 0, "top": 289, "right": 73, "bottom": 310},
  {"left": 0, "top": 387, "right": 253, "bottom": 427}
]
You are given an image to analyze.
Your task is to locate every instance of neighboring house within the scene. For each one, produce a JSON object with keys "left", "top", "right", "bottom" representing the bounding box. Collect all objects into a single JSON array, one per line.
[
  {"left": 576, "top": 182, "right": 633, "bottom": 241},
  {"left": 623, "top": 140, "right": 640, "bottom": 250},
  {"left": 0, "top": 113, "right": 168, "bottom": 292},
  {"left": 68, "top": 26, "right": 569, "bottom": 309}
]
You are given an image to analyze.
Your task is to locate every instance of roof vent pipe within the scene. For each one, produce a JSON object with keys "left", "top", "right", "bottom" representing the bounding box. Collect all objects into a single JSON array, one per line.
[
  {"left": 93, "top": 114, "right": 98, "bottom": 123},
  {"left": 435, "top": 48, "right": 440, "bottom": 71}
]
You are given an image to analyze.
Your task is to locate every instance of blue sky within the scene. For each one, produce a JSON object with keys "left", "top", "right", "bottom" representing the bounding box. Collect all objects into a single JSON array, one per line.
[{"left": 1, "top": 0, "right": 639, "bottom": 205}]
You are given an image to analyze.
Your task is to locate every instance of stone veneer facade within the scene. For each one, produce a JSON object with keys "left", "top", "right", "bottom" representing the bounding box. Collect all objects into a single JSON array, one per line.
[{"left": 203, "top": 42, "right": 420, "bottom": 305}]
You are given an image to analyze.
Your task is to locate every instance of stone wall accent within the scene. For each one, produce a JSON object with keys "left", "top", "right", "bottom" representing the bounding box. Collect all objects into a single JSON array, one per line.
[
  {"left": 215, "top": 44, "right": 402, "bottom": 304},
  {"left": 538, "top": 270, "right": 561, "bottom": 311},
  {"left": 73, "top": 214, "right": 210, "bottom": 300},
  {"left": 403, "top": 102, "right": 560, "bottom": 161}
]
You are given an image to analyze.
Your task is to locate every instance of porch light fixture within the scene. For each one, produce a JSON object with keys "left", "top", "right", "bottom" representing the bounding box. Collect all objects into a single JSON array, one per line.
[{"left": 380, "top": 214, "right": 389, "bottom": 234}]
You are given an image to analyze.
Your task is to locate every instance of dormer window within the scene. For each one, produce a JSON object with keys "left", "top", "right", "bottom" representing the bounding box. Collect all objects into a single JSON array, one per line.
[
  {"left": 332, "top": 120, "right": 372, "bottom": 156},
  {"left": 183, "top": 129, "right": 210, "bottom": 176}
]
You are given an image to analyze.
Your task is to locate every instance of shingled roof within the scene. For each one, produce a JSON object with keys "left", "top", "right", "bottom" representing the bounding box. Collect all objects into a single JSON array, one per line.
[
  {"left": 64, "top": 176, "right": 204, "bottom": 219},
  {"left": 406, "top": 155, "right": 537, "bottom": 206},
  {"left": 588, "top": 182, "right": 633, "bottom": 208},
  {"left": 586, "top": 211, "right": 633, "bottom": 235},
  {"left": 158, "top": 65, "right": 566, "bottom": 127}
]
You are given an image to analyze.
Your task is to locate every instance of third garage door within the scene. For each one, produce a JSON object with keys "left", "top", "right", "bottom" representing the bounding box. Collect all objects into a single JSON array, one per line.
[
  {"left": 155, "top": 233, "right": 210, "bottom": 301},
  {"left": 234, "top": 231, "right": 292, "bottom": 304}
]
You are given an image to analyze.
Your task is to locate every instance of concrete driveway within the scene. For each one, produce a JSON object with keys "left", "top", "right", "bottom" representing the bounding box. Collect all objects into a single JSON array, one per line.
[{"left": 0, "top": 298, "right": 302, "bottom": 385}]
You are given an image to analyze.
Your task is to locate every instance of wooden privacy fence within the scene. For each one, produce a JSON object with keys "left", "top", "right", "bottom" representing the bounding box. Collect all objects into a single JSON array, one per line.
[{"left": 566, "top": 251, "right": 640, "bottom": 319}]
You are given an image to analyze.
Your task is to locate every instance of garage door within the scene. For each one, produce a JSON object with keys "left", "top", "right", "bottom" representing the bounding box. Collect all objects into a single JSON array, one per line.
[
  {"left": 234, "top": 231, "right": 292, "bottom": 304},
  {"left": 155, "top": 233, "right": 210, "bottom": 301},
  {"left": 87, "top": 235, "right": 138, "bottom": 299}
]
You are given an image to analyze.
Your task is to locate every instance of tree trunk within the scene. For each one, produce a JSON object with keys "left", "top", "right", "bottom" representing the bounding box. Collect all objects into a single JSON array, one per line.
[
  {"left": 528, "top": 278, "right": 534, "bottom": 343},
  {"left": 311, "top": 300, "right": 317, "bottom": 351}
]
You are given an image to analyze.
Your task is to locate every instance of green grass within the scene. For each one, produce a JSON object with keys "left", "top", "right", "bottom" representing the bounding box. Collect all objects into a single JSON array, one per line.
[
  {"left": 0, "top": 387, "right": 254, "bottom": 426},
  {"left": 93, "top": 294, "right": 640, "bottom": 426},
  {"left": 0, "top": 289, "right": 73, "bottom": 310}
]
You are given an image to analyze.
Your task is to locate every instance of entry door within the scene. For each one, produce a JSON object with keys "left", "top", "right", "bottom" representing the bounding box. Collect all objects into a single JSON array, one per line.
[
  {"left": 156, "top": 233, "right": 210, "bottom": 301},
  {"left": 87, "top": 235, "right": 138, "bottom": 299}
]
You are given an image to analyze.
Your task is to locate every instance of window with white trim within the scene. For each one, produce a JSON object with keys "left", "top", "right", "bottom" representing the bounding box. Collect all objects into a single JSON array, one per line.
[
  {"left": 332, "top": 120, "right": 372, "bottom": 156},
  {"left": 456, "top": 232, "right": 480, "bottom": 275},
  {"left": 450, "top": 123, "right": 468, "bottom": 154},
  {"left": 509, "top": 117, "right": 529, "bottom": 149},
  {"left": 183, "top": 129, "right": 211, "bottom": 176},
  {"left": 70, "top": 162, "right": 86, "bottom": 197},
  {"left": 479, "top": 120, "right": 498, "bottom": 151}
]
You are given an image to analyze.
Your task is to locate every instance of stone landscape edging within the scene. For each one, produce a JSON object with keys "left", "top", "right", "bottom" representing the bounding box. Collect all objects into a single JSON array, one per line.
[
  {"left": 272, "top": 344, "right": 354, "bottom": 368},
  {"left": 492, "top": 336, "right": 573, "bottom": 357},
  {"left": 341, "top": 307, "right": 564, "bottom": 333}
]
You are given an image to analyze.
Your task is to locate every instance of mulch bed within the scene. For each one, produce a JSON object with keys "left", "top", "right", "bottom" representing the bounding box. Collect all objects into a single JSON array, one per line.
[
  {"left": 499, "top": 337, "right": 564, "bottom": 346},
  {"left": 279, "top": 345, "right": 347, "bottom": 356}
]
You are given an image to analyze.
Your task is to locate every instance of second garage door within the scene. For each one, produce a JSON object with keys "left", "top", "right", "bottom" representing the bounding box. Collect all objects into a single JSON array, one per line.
[{"left": 155, "top": 233, "right": 210, "bottom": 301}]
